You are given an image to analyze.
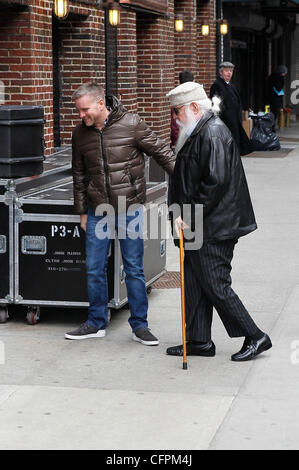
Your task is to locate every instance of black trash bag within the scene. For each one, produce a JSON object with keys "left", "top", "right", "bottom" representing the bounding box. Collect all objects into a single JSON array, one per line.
[{"left": 250, "top": 112, "right": 281, "bottom": 151}]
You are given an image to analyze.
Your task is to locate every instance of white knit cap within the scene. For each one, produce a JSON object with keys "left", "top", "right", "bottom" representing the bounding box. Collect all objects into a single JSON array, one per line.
[{"left": 166, "top": 81, "right": 210, "bottom": 108}]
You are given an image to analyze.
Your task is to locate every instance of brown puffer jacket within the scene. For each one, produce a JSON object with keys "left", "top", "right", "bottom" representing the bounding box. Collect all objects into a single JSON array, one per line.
[{"left": 72, "top": 96, "right": 175, "bottom": 214}]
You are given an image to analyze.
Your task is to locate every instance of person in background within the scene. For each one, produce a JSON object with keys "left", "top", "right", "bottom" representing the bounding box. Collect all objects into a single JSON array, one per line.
[
  {"left": 268, "top": 65, "right": 288, "bottom": 128},
  {"left": 170, "top": 70, "right": 194, "bottom": 149},
  {"left": 210, "top": 61, "right": 252, "bottom": 156}
]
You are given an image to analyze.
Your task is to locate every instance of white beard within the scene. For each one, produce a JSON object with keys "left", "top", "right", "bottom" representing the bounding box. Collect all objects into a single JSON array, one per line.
[{"left": 174, "top": 107, "right": 198, "bottom": 155}]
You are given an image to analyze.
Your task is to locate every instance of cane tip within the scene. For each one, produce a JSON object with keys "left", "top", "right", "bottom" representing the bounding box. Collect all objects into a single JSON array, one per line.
[{"left": 183, "top": 362, "right": 188, "bottom": 370}]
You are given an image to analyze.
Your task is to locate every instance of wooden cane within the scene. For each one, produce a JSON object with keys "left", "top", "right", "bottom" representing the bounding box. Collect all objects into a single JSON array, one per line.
[{"left": 179, "top": 228, "right": 188, "bottom": 370}]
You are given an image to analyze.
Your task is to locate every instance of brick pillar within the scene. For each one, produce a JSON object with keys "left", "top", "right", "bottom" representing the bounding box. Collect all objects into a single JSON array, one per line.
[
  {"left": 197, "top": 0, "right": 217, "bottom": 95},
  {"left": 118, "top": 9, "right": 138, "bottom": 113},
  {"left": 135, "top": 8, "right": 174, "bottom": 181},
  {"left": 56, "top": 4, "right": 105, "bottom": 146},
  {"left": 29, "top": 2, "right": 54, "bottom": 154},
  {"left": 174, "top": 0, "right": 197, "bottom": 85},
  {"left": 136, "top": 11, "right": 174, "bottom": 141}
]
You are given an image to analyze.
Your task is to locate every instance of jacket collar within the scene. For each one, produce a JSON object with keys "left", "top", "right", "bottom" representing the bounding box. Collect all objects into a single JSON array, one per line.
[
  {"left": 82, "top": 95, "right": 127, "bottom": 130},
  {"left": 218, "top": 76, "right": 229, "bottom": 84},
  {"left": 190, "top": 110, "right": 214, "bottom": 137},
  {"left": 105, "top": 95, "right": 127, "bottom": 126}
]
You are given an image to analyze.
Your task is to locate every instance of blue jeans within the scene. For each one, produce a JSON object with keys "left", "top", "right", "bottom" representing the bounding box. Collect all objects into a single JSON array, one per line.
[{"left": 85, "top": 207, "right": 148, "bottom": 331}]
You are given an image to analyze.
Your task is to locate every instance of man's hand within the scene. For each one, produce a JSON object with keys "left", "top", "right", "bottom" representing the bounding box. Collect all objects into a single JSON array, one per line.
[
  {"left": 80, "top": 214, "right": 88, "bottom": 232},
  {"left": 174, "top": 216, "right": 190, "bottom": 237}
]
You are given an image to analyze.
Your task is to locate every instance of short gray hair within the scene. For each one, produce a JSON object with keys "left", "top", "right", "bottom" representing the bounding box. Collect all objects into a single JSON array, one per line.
[{"left": 72, "top": 82, "right": 105, "bottom": 104}]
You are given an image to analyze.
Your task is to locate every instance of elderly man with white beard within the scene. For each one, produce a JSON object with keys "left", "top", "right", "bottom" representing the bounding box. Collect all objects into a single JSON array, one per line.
[{"left": 166, "top": 81, "right": 272, "bottom": 362}]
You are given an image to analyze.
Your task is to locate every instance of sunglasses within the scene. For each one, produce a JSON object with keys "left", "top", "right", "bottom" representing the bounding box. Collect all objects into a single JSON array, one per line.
[{"left": 172, "top": 105, "right": 185, "bottom": 116}]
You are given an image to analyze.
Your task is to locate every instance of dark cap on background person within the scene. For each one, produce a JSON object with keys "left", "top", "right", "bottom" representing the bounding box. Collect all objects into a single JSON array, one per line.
[
  {"left": 179, "top": 70, "right": 194, "bottom": 84},
  {"left": 275, "top": 65, "right": 288, "bottom": 75}
]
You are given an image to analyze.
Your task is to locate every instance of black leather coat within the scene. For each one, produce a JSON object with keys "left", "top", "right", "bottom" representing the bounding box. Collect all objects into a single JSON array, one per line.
[{"left": 168, "top": 111, "right": 257, "bottom": 244}]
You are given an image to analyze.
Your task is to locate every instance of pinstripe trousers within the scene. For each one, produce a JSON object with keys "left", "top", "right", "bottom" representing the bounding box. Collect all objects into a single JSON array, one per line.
[{"left": 184, "top": 239, "right": 260, "bottom": 342}]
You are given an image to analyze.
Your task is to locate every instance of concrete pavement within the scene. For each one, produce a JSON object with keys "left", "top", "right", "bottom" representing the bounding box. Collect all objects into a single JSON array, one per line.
[{"left": 0, "top": 124, "right": 299, "bottom": 450}]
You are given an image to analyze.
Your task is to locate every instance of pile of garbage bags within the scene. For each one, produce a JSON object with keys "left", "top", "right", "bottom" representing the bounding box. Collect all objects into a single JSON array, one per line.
[{"left": 249, "top": 112, "right": 281, "bottom": 151}]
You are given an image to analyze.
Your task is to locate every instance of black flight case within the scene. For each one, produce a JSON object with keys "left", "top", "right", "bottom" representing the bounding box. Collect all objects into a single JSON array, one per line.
[
  {"left": 0, "top": 105, "right": 45, "bottom": 178},
  {"left": 13, "top": 177, "right": 167, "bottom": 324},
  {"left": 0, "top": 147, "right": 72, "bottom": 322}
]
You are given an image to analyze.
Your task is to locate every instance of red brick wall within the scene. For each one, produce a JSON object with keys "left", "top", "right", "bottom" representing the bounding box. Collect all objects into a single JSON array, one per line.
[
  {"left": 136, "top": 11, "right": 175, "bottom": 141},
  {"left": 0, "top": 1, "right": 54, "bottom": 154},
  {"left": 118, "top": 9, "right": 138, "bottom": 113},
  {"left": 197, "top": 0, "right": 217, "bottom": 95},
  {"left": 172, "top": 0, "right": 217, "bottom": 100},
  {"left": 0, "top": 0, "right": 217, "bottom": 155},
  {"left": 0, "top": 9, "right": 31, "bottom": 103},
  {"left": 55, "top": 5, "right": 105, "bottom": 146},
  {"left": 174, "top": 0, "right": 197, "bottom": 86},
  {"left": 0, "top": 0, "right": 104, "bottom": 154}
]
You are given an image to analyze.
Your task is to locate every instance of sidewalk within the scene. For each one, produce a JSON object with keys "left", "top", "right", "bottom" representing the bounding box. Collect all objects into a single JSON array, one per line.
[
  {"left": 0, "top": 123, "right": 299, "bottom": 450},
  {"left": 277, "top": 121, "right": 299, "bottom": 142}
]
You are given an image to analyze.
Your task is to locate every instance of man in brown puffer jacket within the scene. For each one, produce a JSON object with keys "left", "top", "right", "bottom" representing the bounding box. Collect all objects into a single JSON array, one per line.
[{"left": 65, "top": 82, "right": 175, "bottom": 345}]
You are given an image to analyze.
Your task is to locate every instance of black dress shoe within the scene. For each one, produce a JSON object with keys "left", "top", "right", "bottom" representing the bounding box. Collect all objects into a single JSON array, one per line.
[
  {"left": 166, "top": 340, "right": 216, "bottom": 357},
  {"left": 231, "top": 334, "right": 272, "bottom": 362}
]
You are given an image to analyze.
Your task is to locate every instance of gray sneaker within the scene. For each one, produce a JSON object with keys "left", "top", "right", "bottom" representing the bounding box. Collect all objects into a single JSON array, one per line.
[
  {"left": 65, "top": 322, "right": 106, "bottom": 340},
  {"left": 132, "top": 327, "right": 159, "bottom": 346}
]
